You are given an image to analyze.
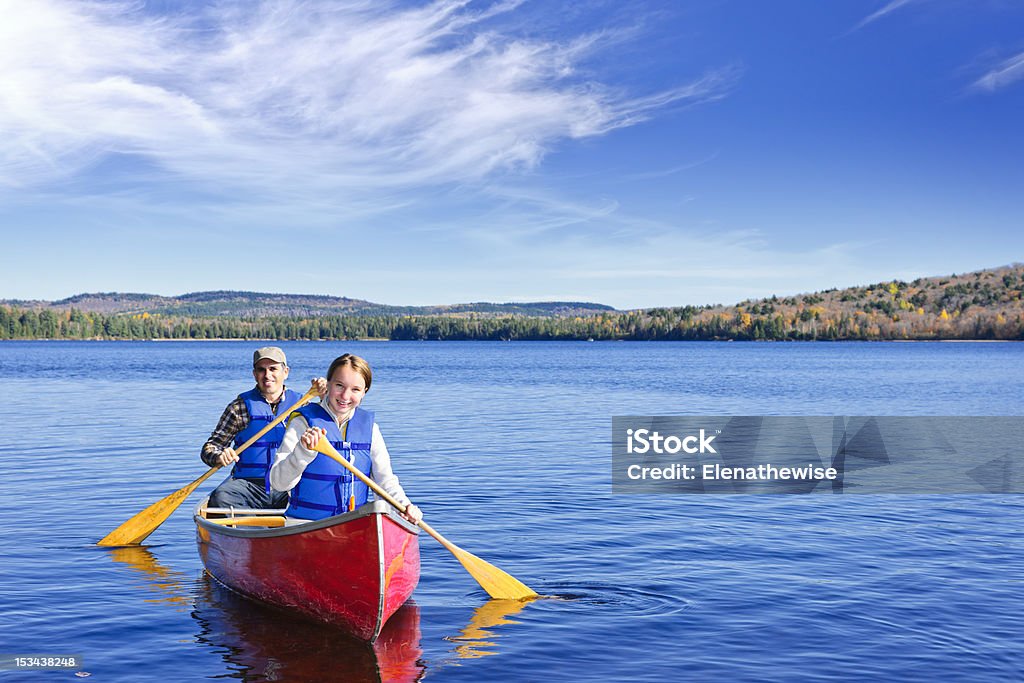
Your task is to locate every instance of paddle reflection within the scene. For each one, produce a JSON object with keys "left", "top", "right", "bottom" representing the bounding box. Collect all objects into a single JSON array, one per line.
[
  {"left": 107, "top": 545, "right": 193, "bottom": 607},
  {"left": 193, "top": 578, "right": 425, "bottom": 683},
  {"left": 446, "top": 598, "right": 531, "bottom": 659}
]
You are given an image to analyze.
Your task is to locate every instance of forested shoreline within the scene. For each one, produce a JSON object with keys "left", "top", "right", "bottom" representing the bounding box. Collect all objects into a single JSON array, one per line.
[
  {"left": 4, "top": 266, "right": 1023, "bottom": 341},
  {"left": 3, "top": 303, "right": 1020, "bottom": 342}
]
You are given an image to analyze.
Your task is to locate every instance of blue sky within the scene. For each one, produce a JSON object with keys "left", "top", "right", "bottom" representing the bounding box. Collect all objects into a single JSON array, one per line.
[{"left": 1, "top": 0, "right": 1022, "bottom": 309}]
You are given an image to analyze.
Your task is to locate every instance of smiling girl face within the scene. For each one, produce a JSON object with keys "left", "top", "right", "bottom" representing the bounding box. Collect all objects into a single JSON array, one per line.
[{"left": 326, "top": 364, "right": 367, "bottom": 418}]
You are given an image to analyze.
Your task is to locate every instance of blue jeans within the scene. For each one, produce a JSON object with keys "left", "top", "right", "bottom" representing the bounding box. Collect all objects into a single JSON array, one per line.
[{"left": 208, "top": 477, "right": 289, "bottom": 510}]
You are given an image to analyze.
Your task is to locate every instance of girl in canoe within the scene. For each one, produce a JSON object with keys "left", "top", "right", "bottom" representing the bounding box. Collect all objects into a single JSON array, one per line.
[{"left": 269, "top": 353, "right": 422, "bottom": 523}]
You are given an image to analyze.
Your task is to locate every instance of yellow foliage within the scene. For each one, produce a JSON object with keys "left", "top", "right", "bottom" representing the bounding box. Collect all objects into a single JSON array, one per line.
[
  {"left": 917, "top": 307, "right": 924, "bottom": 315},
  {"left": 888, "top": 282, "right": 899, "bottom": 296},
  {"left": 940, "top": 309, "right": 949, "bottom": 320},
  {"left": 740, "top": 313, "right": 752, "bottom": 327}
]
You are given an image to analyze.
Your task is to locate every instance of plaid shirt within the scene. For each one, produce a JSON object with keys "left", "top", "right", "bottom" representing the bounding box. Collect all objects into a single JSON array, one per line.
[{"left": 200, "top": 386, "right": 293, "bottom": 467}]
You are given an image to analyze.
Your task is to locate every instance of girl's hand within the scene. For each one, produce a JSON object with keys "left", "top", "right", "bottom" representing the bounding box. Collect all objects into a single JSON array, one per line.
[
  {"left": 312, "top": 377, "right": 328, "bottom": 398},
  {"left": 403, "top": 503, "right": 423, "bottom": 524},
  {"left": 300, "top": 427, "right": 326, "bottom": 451}
]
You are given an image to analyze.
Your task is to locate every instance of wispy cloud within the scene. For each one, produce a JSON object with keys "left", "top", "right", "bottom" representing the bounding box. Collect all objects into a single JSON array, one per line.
[
  {"left": 849, "top": 0, "right": 922, "bottom": 33},
  {"left": 619, "top": 152, "right": 719, "bottom": 182},
  {"left": 0, "top": 0, "right": 731, "bottom": 208},
  {"left": 970, "top": 50, "right": 1024, "bottom": 93}
]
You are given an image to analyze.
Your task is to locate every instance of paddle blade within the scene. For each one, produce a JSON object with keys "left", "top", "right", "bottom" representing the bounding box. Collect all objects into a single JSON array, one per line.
[
  {"left": 450, "top": 545, "right": 538, "bottom": 600},
  {"left": 97, "top": 468, "right": 217, "bottom": 547}
]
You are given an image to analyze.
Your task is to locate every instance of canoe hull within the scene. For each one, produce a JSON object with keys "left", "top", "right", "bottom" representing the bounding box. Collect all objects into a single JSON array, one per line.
[{"left": 195, "top": 500, "right": 420, "bottom": 641}]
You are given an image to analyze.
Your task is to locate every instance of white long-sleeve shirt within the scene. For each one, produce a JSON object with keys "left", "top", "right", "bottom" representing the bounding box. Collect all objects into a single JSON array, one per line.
[{"left": 269, "top": 403, "right": 412, "bottom": 512}]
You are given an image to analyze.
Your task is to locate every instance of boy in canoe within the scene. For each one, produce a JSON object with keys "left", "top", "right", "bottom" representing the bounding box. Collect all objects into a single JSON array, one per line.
[
  {"left": 201, "top": 347, "right": 326, "bottom": 510},
  {"left": 270, "top": 353, "right": 422, "bottom": 523}
]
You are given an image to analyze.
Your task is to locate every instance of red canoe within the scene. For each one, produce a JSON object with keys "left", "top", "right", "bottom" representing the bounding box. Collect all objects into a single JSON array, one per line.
[{"left": 195, "top": 499, "right": 420, "bottom": 641}]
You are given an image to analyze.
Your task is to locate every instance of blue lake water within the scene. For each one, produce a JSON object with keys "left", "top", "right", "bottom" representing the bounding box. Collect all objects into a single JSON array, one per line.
[{"left": 1, "top": 340, "right": 1022, "bottom": 681}]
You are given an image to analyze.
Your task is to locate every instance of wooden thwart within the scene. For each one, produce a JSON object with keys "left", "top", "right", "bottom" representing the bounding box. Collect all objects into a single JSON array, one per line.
[{"left": 206, "top": 516, "right": 288, "bottom": 528}]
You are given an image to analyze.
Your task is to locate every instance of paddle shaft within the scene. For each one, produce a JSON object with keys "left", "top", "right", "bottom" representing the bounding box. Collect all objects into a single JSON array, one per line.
[
  {"left": 231, "top": 386, "right": 320, "bottom": 457},
  {"left": 96, "top": 385, "right": 319, "bottom": 546},
  {"left": 313, "top": 438, "right": 538, "bottom": 599},
  {"left": 199, "top": 384, "right": 320, "bottom": 477},
  {"left": 313, "top": 442, "right": 497, "bottom": 563},
  {"left": 313, "top": 439, "right": 414, "bottom": 520}
]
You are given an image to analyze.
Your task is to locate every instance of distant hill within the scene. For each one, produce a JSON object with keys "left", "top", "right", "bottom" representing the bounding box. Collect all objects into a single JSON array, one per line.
[
  {"left": 703, "top": 262, "right": 1024, "bottom": 340},
  {"left": 5, "top": 290, "right": 616, "bottom": 318},
  {"left": 2, "top": 265, "right": 1021, "bottom": 340},
  {"left": 598, "top": 262, "right": 1022, "bottom": 341}
]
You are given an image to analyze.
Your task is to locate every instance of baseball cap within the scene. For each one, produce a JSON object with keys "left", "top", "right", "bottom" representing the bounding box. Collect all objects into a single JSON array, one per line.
[{"left": 253, "top": 346, "right": 288, "bottom": 366}]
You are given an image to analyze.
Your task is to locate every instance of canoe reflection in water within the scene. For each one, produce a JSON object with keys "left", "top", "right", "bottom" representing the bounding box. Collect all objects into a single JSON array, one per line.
[
  {"left": 107, "top": 541, "right": 425, "bottom": 682},
  {"left": 107, "top": 525, "right": 536, "bottom": 681},
  {"left": 194, "top": 578, "right": 425, "bottom": 683}
]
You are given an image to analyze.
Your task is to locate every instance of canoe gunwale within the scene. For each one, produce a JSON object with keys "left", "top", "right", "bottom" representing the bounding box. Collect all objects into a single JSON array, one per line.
[
  {"left": 194, "top": 498, "right": 420, "bottom": 538},
  {"left": 374, "top": 512, "right": 386, "bottom": 633}
]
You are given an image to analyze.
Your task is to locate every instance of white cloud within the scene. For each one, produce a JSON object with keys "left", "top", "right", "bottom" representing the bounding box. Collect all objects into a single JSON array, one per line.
[
  {"left": 0, "top": 0, "right": 731, "bottom": 203},
  {"left": 850, "top": 0, "right": 922, "bottom": 32},
  {"left": 971, "top": 51, "right": 1024, "bottom": 93}
]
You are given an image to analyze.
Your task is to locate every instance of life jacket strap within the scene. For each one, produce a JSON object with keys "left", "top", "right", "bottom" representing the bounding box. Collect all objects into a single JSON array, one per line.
[
  {"left": 303, "top": 472, "right": 353, "bottom": 483},
  {"left": 289, "top": 498, "right": 341, "bottom": 514}
]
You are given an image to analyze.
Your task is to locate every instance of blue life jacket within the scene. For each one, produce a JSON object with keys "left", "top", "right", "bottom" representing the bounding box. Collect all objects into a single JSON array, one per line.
[
  {"left": 285, "top": 404, "right": 374, "bottom": 520},
  {"left": 232, "top": 388, "right": 302, "bottom": 490}
]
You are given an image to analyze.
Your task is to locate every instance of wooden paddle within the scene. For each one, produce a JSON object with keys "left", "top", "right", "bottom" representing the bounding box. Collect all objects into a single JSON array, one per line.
[
  {"left": 97, "top": 385, "right": 320, "bottom": 547},
  {"left": 311, "top": 438, "right": 538, "bottom": 600}
]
